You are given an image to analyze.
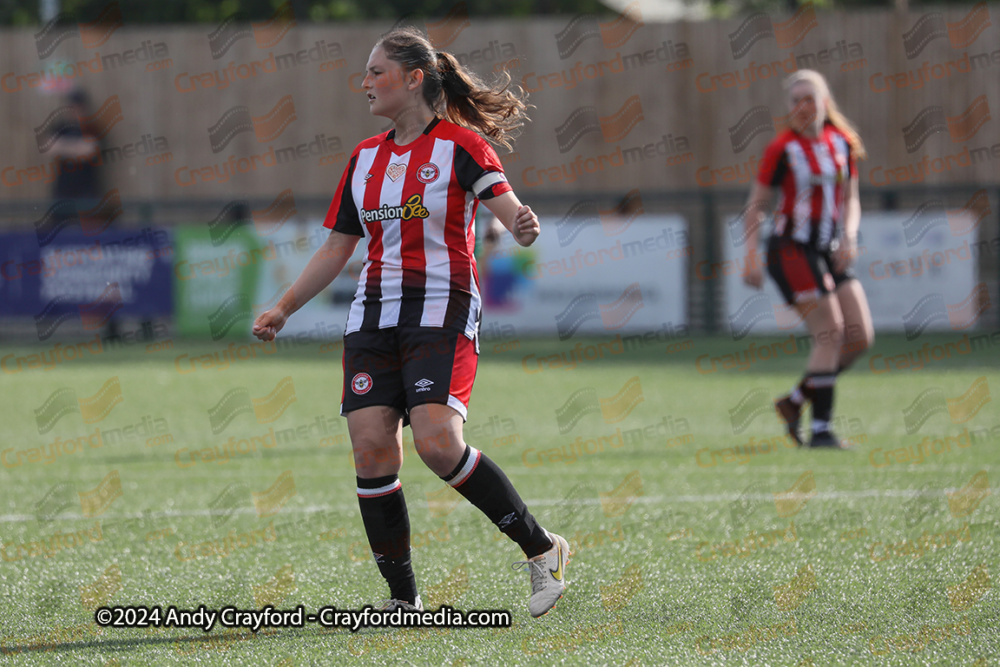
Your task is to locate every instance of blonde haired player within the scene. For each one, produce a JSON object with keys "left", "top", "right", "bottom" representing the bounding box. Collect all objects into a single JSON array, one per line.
[{"left": 742, "top": 69, "right": 874, "bottom": 448}]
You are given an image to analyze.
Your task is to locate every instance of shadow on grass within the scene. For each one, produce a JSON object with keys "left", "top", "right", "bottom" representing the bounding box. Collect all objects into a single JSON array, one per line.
[{"left": 0, "top": 626, "right": 316, "bottom": 657}]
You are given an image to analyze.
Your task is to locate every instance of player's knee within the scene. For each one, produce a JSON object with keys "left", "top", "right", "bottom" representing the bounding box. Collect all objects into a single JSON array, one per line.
[
  {"left": 353, "top": 442, "right": 401, "bottom": 477},
  {"left": 814, "top": 320, "right": 844, "bottom": 351},
  {"left": 413, "top": 431, "right": 462, "bottom": 474}
]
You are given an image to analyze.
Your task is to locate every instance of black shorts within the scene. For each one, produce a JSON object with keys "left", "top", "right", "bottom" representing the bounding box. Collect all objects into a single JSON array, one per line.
[
  {"left": 341, "top": 327, "right": 479, "bottom": 422},
  {"left": 766, "top": 236, "right": 855, "bottom": 306}
]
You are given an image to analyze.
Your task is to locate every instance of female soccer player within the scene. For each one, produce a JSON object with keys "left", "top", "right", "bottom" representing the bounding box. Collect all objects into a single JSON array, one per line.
[
  {"left": 252, "top": 27, "right": 569, "bottom": 616},
  {"left": 741, "top": 69, "right": 874, "bottom": 448}
]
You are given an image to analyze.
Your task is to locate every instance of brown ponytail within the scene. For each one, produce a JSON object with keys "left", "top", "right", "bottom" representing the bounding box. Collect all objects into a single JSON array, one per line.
[{"left": 378, "top": 27, "right": 529, "bottom": 151}]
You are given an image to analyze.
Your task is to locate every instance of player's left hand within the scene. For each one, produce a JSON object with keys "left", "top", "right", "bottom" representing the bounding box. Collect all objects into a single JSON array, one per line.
[{"left": 511, "top": 205, "right": 539, "bottom": 247}]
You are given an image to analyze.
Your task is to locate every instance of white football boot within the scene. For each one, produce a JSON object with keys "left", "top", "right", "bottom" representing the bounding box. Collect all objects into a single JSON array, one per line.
[{"left": 512, "top": 532, "right": 571, "bottom": 617}]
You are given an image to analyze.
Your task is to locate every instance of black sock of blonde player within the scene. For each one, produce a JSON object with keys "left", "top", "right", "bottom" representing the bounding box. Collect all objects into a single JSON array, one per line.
[{"left": 806, "top": 374, "right": 836, "bottom": 431}]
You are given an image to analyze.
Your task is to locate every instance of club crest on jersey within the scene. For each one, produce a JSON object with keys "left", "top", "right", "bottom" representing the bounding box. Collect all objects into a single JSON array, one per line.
[
  {"left": 360, "top": 194, "right": 430, "bottom": 223},
  {"left": 386, "top": 163, "right": 406, "bottom": 182},
  {"left": 352, "top": 372, "right": 373, "bottom": 395},
  {"left": 416, "top": 162, "right": 440, "bottom": 183}
]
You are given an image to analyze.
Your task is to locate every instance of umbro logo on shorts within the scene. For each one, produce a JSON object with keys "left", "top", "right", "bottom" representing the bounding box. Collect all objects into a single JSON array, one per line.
[{"left": 415, "top": 378, "right": 434, "bottom": 393}]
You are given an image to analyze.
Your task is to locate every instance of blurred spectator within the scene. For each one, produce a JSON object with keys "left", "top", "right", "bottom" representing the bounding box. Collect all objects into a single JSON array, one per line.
[
  {"left": 479, "top": 214, "right": 522, "bottom": 309},
  {"left": 48, "top": 88, "right": 105, "bottom": 221}
]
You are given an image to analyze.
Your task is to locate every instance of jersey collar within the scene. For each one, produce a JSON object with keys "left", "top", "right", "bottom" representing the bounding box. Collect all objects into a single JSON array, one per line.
[{"left": 385, "top": 117, "right": 441, "bottom": 145}]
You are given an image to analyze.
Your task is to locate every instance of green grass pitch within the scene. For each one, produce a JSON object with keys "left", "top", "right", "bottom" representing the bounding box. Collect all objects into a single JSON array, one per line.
[{"left": 0, "top": 332, "right": 997, "bottom": 665}]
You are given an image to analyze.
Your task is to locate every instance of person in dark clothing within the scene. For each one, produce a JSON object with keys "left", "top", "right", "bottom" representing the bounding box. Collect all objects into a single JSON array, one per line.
[{"left": 49, "top": 88, "right": 105, "bottom": 218}]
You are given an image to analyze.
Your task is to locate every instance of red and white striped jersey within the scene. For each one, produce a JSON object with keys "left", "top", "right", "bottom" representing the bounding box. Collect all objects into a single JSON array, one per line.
[
  {"left": 324, "top": 118, "right": 512, "bottom": 338},
  {"left": 756, "top": 123, "right": 856, "bottom": 250}
]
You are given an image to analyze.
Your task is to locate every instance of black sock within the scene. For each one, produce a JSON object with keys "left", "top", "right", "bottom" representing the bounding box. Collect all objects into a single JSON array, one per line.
[
  {"left": 799, "top": 375, "right": 817, "bottom": 402},
  {"left": 357, "top": 474, "right": 417, "bottom": 604},
  {"left": 442, "top": 445, "right": 552, "bottom": 558},
  {"left": 805, "top": 374, "right": 836, "bottom": 431}
]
